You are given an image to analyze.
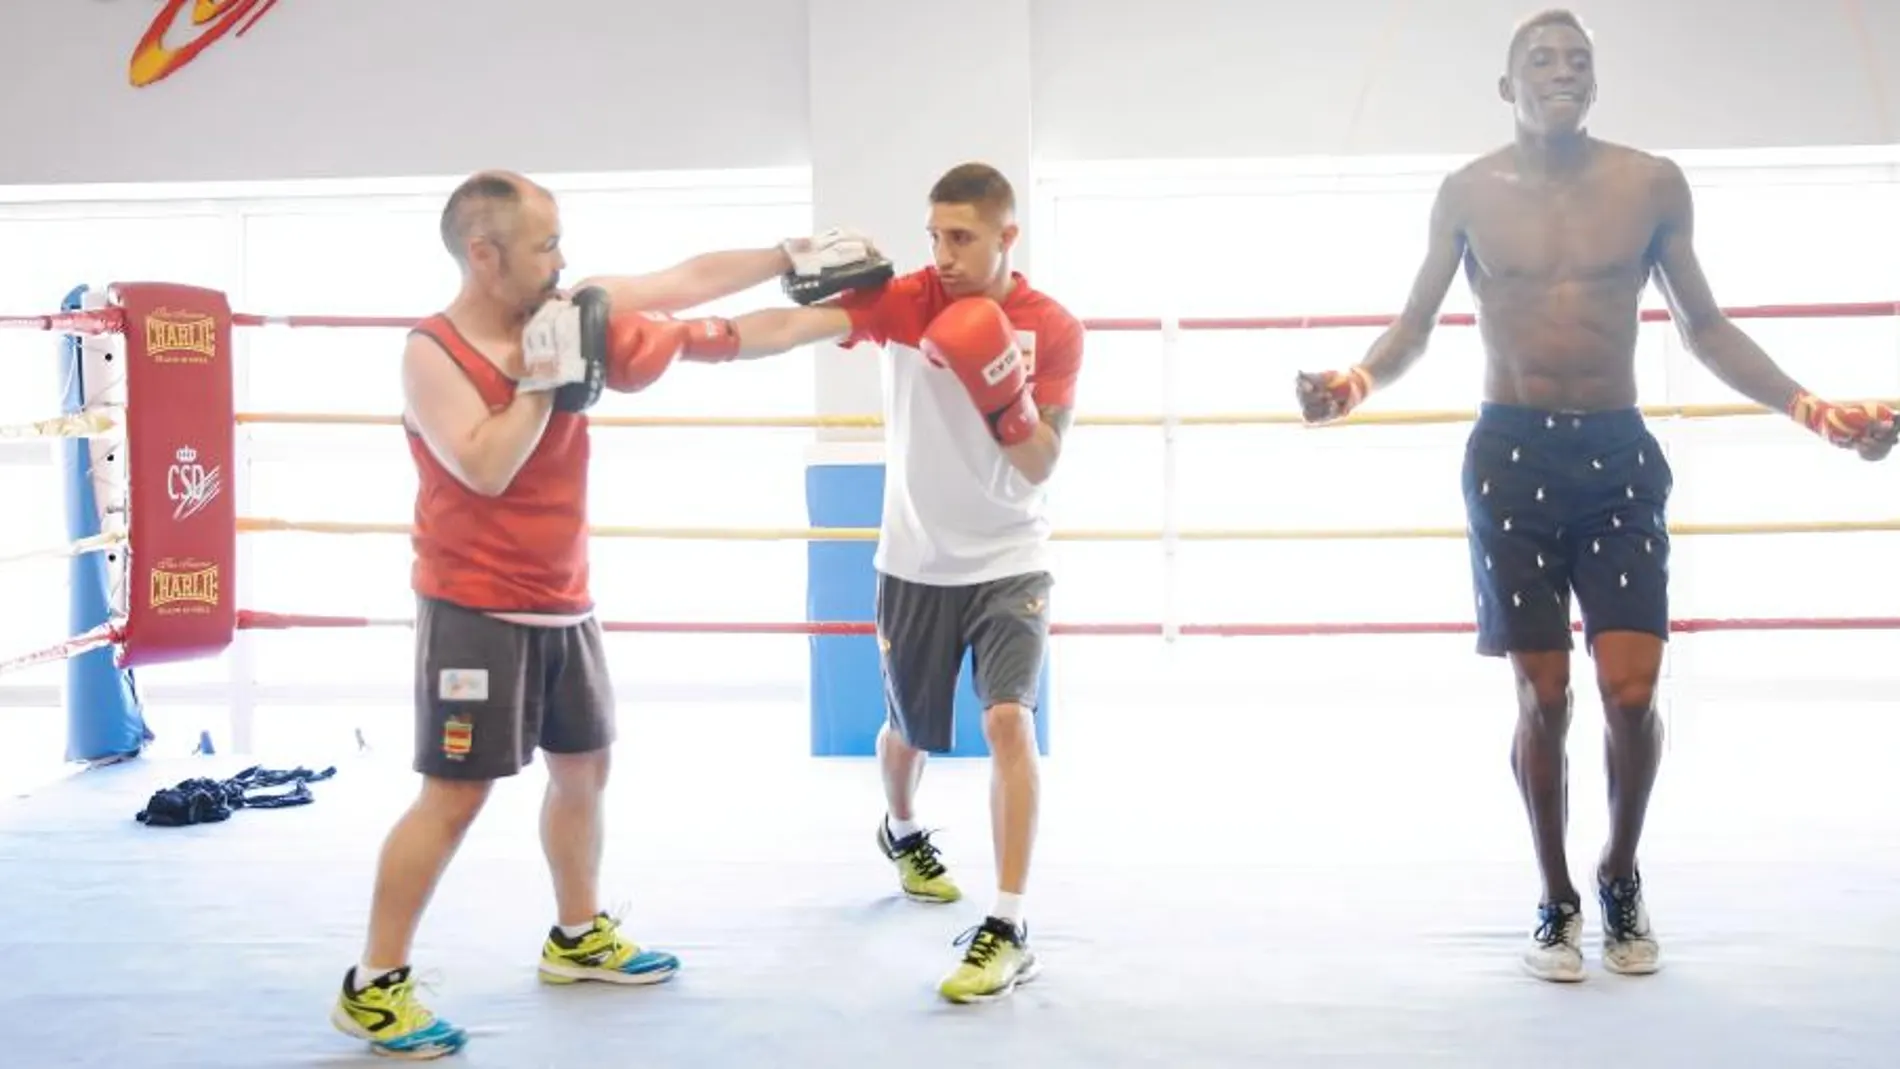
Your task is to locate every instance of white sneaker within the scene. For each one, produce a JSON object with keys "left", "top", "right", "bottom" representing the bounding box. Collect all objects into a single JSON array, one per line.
[
  {"left": 1598, "top": 871, "right": 1660, "bottom": 975},
  {"left": 1523, "top": 900, "right": 1585, "bottom": 982}
]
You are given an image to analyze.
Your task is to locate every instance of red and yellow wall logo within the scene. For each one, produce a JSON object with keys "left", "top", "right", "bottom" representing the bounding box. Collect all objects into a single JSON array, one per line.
[{"left": 129, "top": 0, "right": 282, "bottom": 88}]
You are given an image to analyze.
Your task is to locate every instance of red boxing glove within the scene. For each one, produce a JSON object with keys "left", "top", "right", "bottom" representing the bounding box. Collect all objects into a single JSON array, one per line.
[
  {"left": 1788, "top": 390, "right": 1895, "bottom": 448},
  {"left": 604, "top": 311, "right": 742, "bottom": 394},
  {"left": 920, "top": 297, "right": 1039, "bottom": 446}
]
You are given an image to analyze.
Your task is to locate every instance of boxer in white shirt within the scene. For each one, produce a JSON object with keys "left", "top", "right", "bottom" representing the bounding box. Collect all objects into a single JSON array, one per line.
[{"left": 724, "top": 162, "right": 1085, "bottom": 1004}]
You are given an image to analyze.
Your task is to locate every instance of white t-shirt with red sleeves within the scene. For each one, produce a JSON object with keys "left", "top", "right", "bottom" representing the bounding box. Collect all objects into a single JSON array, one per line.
[{"left": 835, "top": 268, "right": 1085, "bottom": 588}]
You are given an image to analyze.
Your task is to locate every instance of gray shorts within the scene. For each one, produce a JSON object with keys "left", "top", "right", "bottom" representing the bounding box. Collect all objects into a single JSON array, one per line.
[
  {"left": 412, "top": 596, "right": 616, "bottom": 780},
  {"left": 875, "top": 570, "right": 1052, "bottom": 754}
]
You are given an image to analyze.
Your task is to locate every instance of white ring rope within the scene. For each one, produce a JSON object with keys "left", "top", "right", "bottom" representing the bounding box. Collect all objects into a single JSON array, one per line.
[
  {"left": 0, "top": 531, "right": 125, "bottom": 569},
  {"left": 0, "top": 406, "right": 123, "bottom": 440}
]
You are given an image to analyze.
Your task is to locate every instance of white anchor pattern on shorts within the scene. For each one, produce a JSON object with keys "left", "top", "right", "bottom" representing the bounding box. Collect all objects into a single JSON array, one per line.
[{"left": 1463, "top": 406, "right": 1673, "bottom": 655}]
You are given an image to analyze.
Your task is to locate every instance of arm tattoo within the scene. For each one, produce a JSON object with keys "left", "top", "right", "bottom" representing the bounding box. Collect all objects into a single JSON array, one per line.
[{"left": 1039, "top": 405, "right": 1074, "bottom": 439}]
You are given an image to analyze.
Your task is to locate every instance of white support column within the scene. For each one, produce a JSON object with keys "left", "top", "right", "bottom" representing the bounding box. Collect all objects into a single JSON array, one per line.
[
  {"left": 800, "top": 1, "right": 1038, "bottom": 756},
  {"left": 1159, "top": 317, "right": 1182, "bottom": 643},
  {"left": 226, "top": 206, "right": 258, "bottom": 757},
  {"left": 806, "top": 0, "right": 1035, "bottom": 441}
]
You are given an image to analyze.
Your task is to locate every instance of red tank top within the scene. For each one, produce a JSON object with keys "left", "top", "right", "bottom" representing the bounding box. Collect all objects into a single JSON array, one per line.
[{"left": 407, "top": 314, "right": 593, "bottom": 614}]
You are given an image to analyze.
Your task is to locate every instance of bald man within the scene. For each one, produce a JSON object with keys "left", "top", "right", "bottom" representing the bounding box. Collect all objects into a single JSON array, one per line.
[{"left": 329, "top": 170, "right": 880, "bottom": 1059}]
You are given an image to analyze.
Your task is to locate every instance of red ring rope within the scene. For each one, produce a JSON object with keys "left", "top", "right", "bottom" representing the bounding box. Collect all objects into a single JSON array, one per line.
[
  {"left": 0, "top": 300, "right": 1894, "bottom": 336},
  {"left": 0, "top": 622, "right": 122, "bottom": 675},
  {"left": 0, "top": 308, "right": 126, "bottom": 334},
  {"left": 0, "top": 291, "right": 1893, "bottom": 680},
  {"left": 1083, "top": 300, "right": 1900, "bottom": 332}
]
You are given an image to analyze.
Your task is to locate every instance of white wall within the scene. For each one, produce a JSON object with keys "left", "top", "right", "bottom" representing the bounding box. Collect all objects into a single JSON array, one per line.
[
  {"left": 807, "top": 0, "right": 1034, "bottom": 434},
  {"left": 1, "top": 0, "right": 1892, "bottom": 188},
  {"left": 0, "top": 0, "right": 809, "bottom": 184},
  {"left": 1031, "top": 0, "right": 1900, "bottom": 160}
]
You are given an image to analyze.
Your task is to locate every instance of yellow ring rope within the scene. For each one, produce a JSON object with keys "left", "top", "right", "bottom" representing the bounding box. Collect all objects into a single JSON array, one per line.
[
  {"left": 234, "top": 518, "right": 1900, "bottom": 541},
  {"left": 0, "top": 408, "right": 123, "bottom": 439},
  {"left": 0, "top": 531, "right": 125, "bottom": 566}
]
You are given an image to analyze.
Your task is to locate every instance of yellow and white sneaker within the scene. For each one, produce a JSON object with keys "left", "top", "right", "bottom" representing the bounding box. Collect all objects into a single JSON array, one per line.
[
  {"left": 538, "top": 912, "right": 680, "bottom": 985},
  {"left": 939, "top": 916, "right": 1041, "bottom": 1003},
  {"left": 877, "top": 818, "right": 961, "bottom": 903},
  {"left": 330, "top": 965, "right": 468, "bottom": 1060}
]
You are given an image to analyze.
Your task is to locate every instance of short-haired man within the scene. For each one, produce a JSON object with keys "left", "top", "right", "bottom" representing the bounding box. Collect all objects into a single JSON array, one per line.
[
  {"left": 330, "top": 169, "right": 879, "bottom": 1057},
  {"left": 724, "top": 162, "right": 1085, "bottom": 1002}
]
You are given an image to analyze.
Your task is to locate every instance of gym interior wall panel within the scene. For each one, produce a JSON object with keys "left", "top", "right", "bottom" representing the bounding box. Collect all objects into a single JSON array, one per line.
[
  {"left": 1031, "top": 0, "right": 1900, "bottom": 161},
  {"left": 2, "top": 1, "right": 1892, "bottom": 188},
  {"left": 0, "top": 0, "right": 811, "bottom": 185}
]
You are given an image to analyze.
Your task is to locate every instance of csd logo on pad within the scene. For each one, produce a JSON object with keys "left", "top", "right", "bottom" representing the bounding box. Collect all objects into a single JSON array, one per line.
[
  {"left": 980, "top": 346, "right": 1022, "bottom": 387},
  {"left": 978, "top": 331, "right": 1038, "bottom": 387}
]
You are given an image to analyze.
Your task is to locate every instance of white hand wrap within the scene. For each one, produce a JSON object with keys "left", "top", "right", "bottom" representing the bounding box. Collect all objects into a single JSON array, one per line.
[{"left": 517, "top": 298, "right": 590, "bottom": 392}]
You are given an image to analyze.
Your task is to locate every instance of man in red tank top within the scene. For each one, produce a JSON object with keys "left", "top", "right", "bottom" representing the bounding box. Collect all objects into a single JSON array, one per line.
[{"left": 330, "top": 170, "right": 879, "bottom": 1059}]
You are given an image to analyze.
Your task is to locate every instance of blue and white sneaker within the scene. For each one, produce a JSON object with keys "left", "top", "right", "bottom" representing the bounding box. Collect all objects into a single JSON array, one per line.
[
  {"left": 1523, "top": 900, "right": 1585, "bottom": 983},
  {"left": 331, "top": 965, "right": 469, "bottom": 1060},
  {"left": 538, "top": 912, "right": 680, "bottom": 985},
  {"left": 1598, "top": 870, "right": 1660, "bottom": 974}
]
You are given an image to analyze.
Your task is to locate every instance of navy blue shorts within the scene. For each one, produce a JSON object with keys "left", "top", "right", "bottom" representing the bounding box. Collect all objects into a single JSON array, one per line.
[{"left": 1461, "top": 403, "right": 1674, "bottom": 657}]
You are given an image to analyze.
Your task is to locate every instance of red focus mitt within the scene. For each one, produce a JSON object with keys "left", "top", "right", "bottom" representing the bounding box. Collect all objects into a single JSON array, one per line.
[{"left": 920, "top": 297, "right": 1038, "bottom": 446}]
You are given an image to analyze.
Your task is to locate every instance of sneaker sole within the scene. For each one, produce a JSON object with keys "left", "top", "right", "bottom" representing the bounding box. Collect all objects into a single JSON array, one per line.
[
  {"left": 538, "top": 961, "right": 679, "bottom": 985},
  {"left": 329, "top": 1007, "right": 462, "bottom": 1061},
  {"left": 1521, "top": 959, "right": 1585, "bottom": 984},
  {"left": 1601, "top": 952, "right": 1661, "bottom": 976},
  {"left": 942, "top": 956, "right": 1042, "bottom": 1004}
]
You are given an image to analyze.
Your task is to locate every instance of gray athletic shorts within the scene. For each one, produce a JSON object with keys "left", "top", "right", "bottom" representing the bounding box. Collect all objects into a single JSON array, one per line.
[
  {"left": 412, "top": 596, "right": 616, "bottom": 780},
  {"left": 875, "top": 570, "right": 1052, "bottom": 754}
]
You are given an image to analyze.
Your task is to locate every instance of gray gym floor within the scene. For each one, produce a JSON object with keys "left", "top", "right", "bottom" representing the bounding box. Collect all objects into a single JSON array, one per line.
[{"left": 1, "top": 686, "right": 1896, "bottom": 1067}]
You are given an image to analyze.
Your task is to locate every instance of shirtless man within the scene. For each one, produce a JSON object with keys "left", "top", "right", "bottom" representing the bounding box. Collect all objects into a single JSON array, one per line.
[
  {"left": 1295, "top": 10, "right": 1895, "bottom": 983},
  {"left": 330, "top": 169, "right": 881, "bottom": 1058}
]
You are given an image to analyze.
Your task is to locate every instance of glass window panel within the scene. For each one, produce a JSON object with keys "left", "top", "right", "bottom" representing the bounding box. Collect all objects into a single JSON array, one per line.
[
  {"left": 0, "top": 212, "right": 237, "bottom": 425},
  {"left": 233, "top": 185, "right": 814, "bottom": 734},
  {"left": 1034, "top": 156, "right": 1900, "bottom": 696}
]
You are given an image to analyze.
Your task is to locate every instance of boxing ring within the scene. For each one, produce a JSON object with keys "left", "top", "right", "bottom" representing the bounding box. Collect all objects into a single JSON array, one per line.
[{"left": 0, "top": 285, "right": 1897, "bottom": 1067}]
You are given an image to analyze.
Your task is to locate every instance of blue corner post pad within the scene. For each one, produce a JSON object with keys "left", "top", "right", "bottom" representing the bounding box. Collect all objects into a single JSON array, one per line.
[
  {"left": 804, "top": 459, "right": 1051, "bottom": 759},
  {"left": 58, "top": 283, "right": 150, "bottom": 765}
]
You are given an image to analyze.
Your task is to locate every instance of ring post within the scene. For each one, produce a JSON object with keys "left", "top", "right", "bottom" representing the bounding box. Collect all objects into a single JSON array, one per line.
[
  {"left": 57, "top": 284, "right": 147, "bottom": 764},
  {"left": 803, "top": 442, "right": 1051, "bottom": 759},
  {"left": 111, "top": 282, "right": 238, "bottom": 669},
  {"left": 804, "top": 444, "right": 885, "bottom": 757}
]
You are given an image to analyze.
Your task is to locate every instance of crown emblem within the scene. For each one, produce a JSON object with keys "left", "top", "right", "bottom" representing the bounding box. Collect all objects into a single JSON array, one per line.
[{"left": 175, "top": 446, "right": 198, "bottom": 464}]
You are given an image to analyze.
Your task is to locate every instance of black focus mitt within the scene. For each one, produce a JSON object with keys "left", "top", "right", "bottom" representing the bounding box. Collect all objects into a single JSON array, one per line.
[
  {"left": 547, "top": 287, "right": 611, "bottom": 413},
  {"left": 779, "top": 227, "right": 895, "bottom": 306}
]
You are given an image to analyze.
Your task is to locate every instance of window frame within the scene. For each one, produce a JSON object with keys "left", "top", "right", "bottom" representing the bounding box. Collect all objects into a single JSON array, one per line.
[{"left": 1029, "top": 144, "right": 1900, "bottom": 680}]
